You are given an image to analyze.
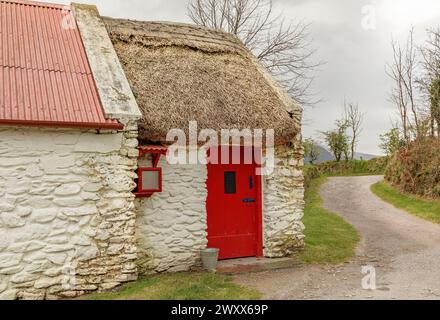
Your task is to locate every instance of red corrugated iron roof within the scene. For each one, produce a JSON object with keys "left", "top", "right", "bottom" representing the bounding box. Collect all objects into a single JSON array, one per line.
[{"left": 0, "top": 0, "right": 122, "bottom": 129}]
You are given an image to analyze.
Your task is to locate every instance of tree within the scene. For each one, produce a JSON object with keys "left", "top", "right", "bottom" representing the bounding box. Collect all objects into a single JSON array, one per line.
[
  {"left": 386, "top": 28, "right": 420, "bottom": 143},
  {"left": 322, "top": 120, "right": 350, "bottom": 162},
  {"left": 344, "top": 101, "right": 364, "bottom": 160},
  {"left": 379, "top": 127, "right": 404, "bottom": 156},
  {"left": 420, "top": 28, "right": 440, "bottom": 138},
  {"left": 187, "top": 0, "right": 319, "bottom": 106},
  {"left": 303, "top": 138, "right": 320, "bottom": 164},
  {"left": 430, "top": 77, "right": 440, "bottom": 137}
]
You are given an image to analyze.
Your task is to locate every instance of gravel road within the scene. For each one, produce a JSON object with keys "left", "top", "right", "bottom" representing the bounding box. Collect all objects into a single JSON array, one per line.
[{"left": 234, "top": 176, "right": 440, "bottom": 299}]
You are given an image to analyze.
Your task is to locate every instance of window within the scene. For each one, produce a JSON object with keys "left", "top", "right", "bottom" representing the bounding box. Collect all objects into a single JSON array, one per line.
[
  {"left": 138, "top": 168, "right": 162, "bottom": 194},
  {"left": 224, "top": 171, "right": 236, "bottom": 194},
  {"left": 135, "top": 146, "right": 167, "bottom": 198}
]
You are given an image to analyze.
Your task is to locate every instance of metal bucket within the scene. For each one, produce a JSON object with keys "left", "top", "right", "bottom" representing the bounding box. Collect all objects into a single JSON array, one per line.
[{"left": 200, "top": 248, "right": 220, "bottom": 271}]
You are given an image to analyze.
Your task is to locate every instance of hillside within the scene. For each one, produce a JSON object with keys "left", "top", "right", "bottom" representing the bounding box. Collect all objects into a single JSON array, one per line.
[{"left": 305, "top": 145, "right": 379, "bottom": 164}]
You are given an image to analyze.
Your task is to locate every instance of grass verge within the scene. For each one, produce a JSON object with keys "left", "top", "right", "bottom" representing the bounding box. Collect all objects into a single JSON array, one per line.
[
  {"left": 371, "top": 181, "right": 440, "bottom": 224},
  {"left": 297, "top": 176, "right": 360, "bottom": 264},
  {"left": 83, "top": 272, "right": 261, "bottom": 300}
]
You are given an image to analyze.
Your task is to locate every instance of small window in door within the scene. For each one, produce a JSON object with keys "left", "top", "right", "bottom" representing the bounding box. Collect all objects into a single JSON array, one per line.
[{"left": 224, "top": 172, "right": 236, "bottom": 194}]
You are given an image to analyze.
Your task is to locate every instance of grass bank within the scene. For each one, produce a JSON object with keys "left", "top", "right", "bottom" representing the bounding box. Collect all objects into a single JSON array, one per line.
[
  {"left": 297, "top": 176, "right": 360, "bottom": 264},
  {"left": 87, "top": 161, "right": 369, "bottom": 299},
  {"left": 371, "top": 181, "right": 440, "bottom": 224},
  {"left": 84, "top": 272, "right": 261, "bottom": 300}
]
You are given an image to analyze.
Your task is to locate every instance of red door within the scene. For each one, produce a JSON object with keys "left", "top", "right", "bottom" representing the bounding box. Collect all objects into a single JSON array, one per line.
[{"left": 206, "top": 146, "right": 262, "bottom": 260}]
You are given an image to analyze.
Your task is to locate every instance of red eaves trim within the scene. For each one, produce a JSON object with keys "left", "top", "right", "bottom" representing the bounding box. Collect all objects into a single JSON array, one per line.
[{"left": 0, "top": 119, "right": 124, "bottom": 130}]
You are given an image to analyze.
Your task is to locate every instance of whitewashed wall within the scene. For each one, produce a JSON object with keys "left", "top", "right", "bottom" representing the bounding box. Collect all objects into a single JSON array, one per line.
[
  {"left": 0, "top": 124, "right": 139, "bottom": 300},
  {"left": 136, "top": 143, "right": 305, "bottom": 272},
  {"left": 263, "top": 136, "right": 305, "bottom": 257},
  {"left": 136, "top": 152, "right": 208, "bottom": 274}
]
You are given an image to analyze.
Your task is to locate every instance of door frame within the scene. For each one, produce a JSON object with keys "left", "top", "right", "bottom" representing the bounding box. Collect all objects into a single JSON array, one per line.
[{"left": 206, "top": 145, "right": 264, "bottom": 259}]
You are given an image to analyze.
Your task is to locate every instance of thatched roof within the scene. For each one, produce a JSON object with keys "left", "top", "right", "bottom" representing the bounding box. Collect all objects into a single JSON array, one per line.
[{"left": 103, "top": 18, "right": 302, "bottom": 145}]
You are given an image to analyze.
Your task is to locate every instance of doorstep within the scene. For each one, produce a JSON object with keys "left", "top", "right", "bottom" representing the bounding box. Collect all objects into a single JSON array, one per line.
[{"left": 216, "top": 257, "right": 302, "bottom": 275}]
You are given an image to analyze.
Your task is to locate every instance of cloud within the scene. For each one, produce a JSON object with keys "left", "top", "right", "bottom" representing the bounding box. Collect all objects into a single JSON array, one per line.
[{"left": 43, "top": 0, "right": 440, "bottom": 154}]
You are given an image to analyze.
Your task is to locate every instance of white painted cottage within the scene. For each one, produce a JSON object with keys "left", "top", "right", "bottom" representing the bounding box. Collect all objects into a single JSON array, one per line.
[{"left": 0, "top": 0, "right": 304, "bottom": 299}]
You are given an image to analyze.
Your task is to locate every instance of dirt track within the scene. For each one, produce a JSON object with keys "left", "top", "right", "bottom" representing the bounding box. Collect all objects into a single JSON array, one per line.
[{"left": 234, "top": 176, "right": 440, "bottom": 300}]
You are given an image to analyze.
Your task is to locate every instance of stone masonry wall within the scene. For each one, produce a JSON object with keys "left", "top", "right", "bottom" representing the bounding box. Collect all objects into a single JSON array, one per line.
[
  {"left": 136, "top": 143, "right": 305, "bottom": 271},
  {"left": 0, "top": 123, "right": 139, "bottom": 300},
  {"left": 263, "top": 135, "right": 305, "bottom": 258},
  {"left": 136, "top": 152, "right": 208, "bottom": 274}
]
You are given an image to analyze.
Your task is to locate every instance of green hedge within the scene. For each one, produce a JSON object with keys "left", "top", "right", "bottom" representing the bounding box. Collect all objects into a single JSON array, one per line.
[
  {"left": 304, "top": 158, "right": 388, "bottom": 188},
  {"left": 385, "top": 138, "right": 440, "bottom": 198}
]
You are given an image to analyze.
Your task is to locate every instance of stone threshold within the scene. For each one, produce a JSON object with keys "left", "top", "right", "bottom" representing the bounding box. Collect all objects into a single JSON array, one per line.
[{"left": 216, "top": 257, "right": 302, "bottom": 275}]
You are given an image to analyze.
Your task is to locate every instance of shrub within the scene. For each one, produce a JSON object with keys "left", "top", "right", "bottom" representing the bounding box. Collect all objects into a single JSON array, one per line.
[
  {"left": 385, "top": 138, "right": 440, "bottom": 198},
  {"left": 303, "top": 158, "right": 388, "bottom": 189}
]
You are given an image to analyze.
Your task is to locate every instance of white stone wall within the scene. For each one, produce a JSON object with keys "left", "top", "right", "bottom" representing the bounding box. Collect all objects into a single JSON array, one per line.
[
  {"left": 263, "top": 135, "right": 305, "bottom": 258},
  {"left": 136, "top": 153, "right": 208, "bottom": 274},
  {"left": 0, "top": 124, "right": 139, "bottom": 299},
  {"left": 136, "top": 143, "right": 305, "bottom": 271}
]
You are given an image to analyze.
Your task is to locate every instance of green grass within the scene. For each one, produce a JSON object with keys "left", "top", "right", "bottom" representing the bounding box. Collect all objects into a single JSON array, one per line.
[
  {"left": 85, "top": 169, "right": 366, "bottom": 299},
  {"left": 297, "top": 177, "right": 360, "bottom": 264},
  {"left": 83, "top": 272, "right": 261, "bottom": 300},
  {"left": 371, "top": 181, "right": 440, "bottom": 224}
]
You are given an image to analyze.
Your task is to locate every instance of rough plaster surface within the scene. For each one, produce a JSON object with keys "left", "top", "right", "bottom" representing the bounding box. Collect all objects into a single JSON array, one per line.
[
  {"left": 263, "top": 136, "right": 305, "bottom": 257},
  {"left": 72, "top": 4, "right": 142, "bottom": 120},
  {"left": 136, "top": 152, "right": 208, "bottom": 274},
  {"left": 136, "top": 143, "right": 305, "bottom": 273},
  {"left": 0, "top": 124, "right": 139, "bottom": 300}
]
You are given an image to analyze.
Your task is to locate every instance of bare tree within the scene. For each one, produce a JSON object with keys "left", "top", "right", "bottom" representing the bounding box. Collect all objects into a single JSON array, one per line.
[
  {"left": 344, "top": 101, "right": 364, "bottom": 160},
  {"left": 420, "top": 28, "right": 440, "bottom": 137},
  {"left": 386, "top": 29, "right": 421, "bottom": 143},
  {"left": 187, "top": 0, "right": 320, "bottom": 106}
]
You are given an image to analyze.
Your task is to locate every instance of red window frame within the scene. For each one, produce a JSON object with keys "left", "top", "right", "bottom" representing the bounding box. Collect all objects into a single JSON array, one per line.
[
  {"left": 137, "top": 167, "right": 162, "bottom": 196},
  {"left": 135, "top": 146, "right": 167, "bottom": 198}
]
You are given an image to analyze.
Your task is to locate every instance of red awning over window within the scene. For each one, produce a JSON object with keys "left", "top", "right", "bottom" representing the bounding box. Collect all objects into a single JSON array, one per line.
[{"left": 0, "top": 0, "right": 122, "bottom": 129}]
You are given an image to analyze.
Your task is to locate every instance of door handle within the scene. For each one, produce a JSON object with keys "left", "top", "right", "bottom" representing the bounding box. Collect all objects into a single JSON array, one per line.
[{"left": 242, "top": 198, "right": 256, "bottom": 203}]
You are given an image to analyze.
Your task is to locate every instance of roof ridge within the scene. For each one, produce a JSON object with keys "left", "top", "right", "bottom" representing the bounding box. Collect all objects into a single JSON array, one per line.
[
  {"left": 0, "top": 0, "right": 67, "bottom": 10},
  {"left": 105, "top": 18, "right": 234, "bottom": 35}
]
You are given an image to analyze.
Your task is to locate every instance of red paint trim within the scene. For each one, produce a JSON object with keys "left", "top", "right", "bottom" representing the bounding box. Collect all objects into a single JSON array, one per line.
[
  {"left": 0, "top": 119, "right": 123, "bottom": 130},
  {"left": 152, "top": 154, "right": 161, "bottom": 168},
  {"left": 135, "top": 146, "right": 167, "bottom": 198},
  {"left": 137, "top": 167, "right": 162, "bottom": 193},
  {"left": 138, "top": 146, "right": 168, "bottom": 159},
  {"left": 134, "top": 192, "right": 153, "bottom": 198},
  {"left": 255, "top": 147, "right": 264, "bottom": 258}
]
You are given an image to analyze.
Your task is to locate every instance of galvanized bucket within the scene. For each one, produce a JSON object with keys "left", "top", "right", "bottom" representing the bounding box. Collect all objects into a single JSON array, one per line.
[{"left": 200, "top": 248, "right": 220, "bottom": 271}]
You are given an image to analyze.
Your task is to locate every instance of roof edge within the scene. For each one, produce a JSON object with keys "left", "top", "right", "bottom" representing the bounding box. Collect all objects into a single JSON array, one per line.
[
  {"left": 0, "top": 119, "right": 123, "bottom": 130},
  {"left": 71, "top": 2, "right": 142, "bottom": 121},
  {"left": 247, "top": 53, "right": 303, "bottom": 123},
  {"left": 0, "top": 0, "right": 67, "bottom": 10}
]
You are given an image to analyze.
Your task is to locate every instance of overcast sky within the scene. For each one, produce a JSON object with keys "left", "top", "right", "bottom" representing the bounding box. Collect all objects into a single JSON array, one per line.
[{"left": 46, "top": 0, "right": 440, "bottom": 154}]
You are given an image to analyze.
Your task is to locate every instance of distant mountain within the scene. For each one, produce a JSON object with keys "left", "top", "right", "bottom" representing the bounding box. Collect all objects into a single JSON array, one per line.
[
  {"left": 305, "top": 145, "right": 379, "bottom": 164},
  {"left": 353, "top": 152, "right": 378, "bottom": 161},
  {"left": 305, "top": 145, "right": 334, "bottom": 164}
]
